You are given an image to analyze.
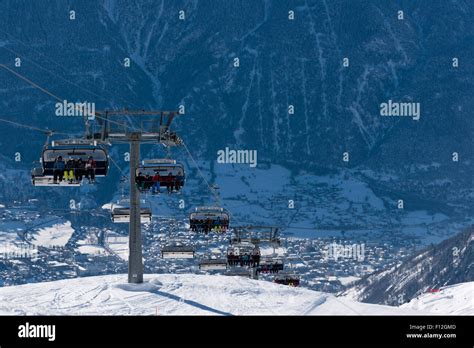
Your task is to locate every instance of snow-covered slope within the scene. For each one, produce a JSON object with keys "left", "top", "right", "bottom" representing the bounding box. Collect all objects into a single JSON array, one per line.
[
  {"left": 0, "top": 273, "right": 428, "bottom": 316},
  {"left": 401, "top": 282, "right": 474, "bottom": 315},
  {"left": 343, "top": 228, "right": 473, "bottom": 305}
]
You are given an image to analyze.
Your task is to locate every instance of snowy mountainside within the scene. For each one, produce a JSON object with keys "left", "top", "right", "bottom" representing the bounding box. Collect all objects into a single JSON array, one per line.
[
  {"left": 401, "top": 282, "right": 473, "bottom": 315},
  {"left": 0, "top": 273, "right": 429, "bottom": 315},
  {"left": 0, "top": 0, "right": 472, "bottom": 208},
  {"left": 343, "top": 227, "right": 473, "bottom": 305}
]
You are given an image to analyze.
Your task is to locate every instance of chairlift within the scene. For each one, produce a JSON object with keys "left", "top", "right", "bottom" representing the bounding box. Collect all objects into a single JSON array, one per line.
[
  {"left": 226, "top": 243, "right": 260, "bottom": 267},
  {"left": 231, "top": 226, "right": 281, "bottom": 246},
  {"left": 161, "top": 245, "right": 195, "bottom": 259},
  {"left": 32, "top": 139, "right": 109, "bottom": 187},
  {"left": 273, "top": 272, "right": 300, "bottom": 287},
  {"left": 135, "top": 159, "right": 185, "bottom": 194},
  {"left": 111, "top": 198, "right": 152, "bottom": 223},
  {"left": 189, "top": 206, "right": 230, "bottom": 233},
  {"left": 198, "top": 258, "right": 228, "bottom": 270},
  {"left": 257, "top": 256, "right": 284, "bottom": 273}
]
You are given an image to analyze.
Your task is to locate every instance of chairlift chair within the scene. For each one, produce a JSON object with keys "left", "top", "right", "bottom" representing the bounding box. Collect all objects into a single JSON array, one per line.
[
  {"left": 231, "top": 226, "right": 281, "bottom": 246},
  {"left": 257, "top": 256, "right": 284, "bottom": 273},
  {"left": 189, "top": 206, "right": 230, "bottom": 233},
  {"left": 111, "top": 198, "right": 152, "bottom": 223},
  {"left": 161, "top": 245, "right": 195, "bottom": 259},
  {"left": 32, "top": 139, "right": 109, "bottom": 187},
  {"left": 273, "top": 272, "right": 300, "bottom": 287},
  {"left": 198, "top": 258, "right": 228, "bottom": 270},
  {"left": 226, "top": 243, "right": 260, "bottom": 268},
  {"left": 135, "top": 159, "right": 185, "bottom": 194}
]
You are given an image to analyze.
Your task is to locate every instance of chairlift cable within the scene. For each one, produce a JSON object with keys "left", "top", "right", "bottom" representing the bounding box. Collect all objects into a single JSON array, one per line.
[
  {"left": 0, "top": 116, "right": 68, "bottom": 136},
  {"left": 0, "top": 64, "right": 65, "bottom": 103},
  {"left": 180, "top": 139, "right": 221, "bottom": 206},
  {"left": 0, "top": 43, "right": 144, "bottom": 111},
  {"left": 0, "top": 31, "right": 147, "bottom": 111},
  {"left": 1, "top": 46, "right": 129, "bottom": 108},
  {"left": 107, "top": 153, "right": 127, "bottom": 179},
  {"left": 0, "top": 64, "right": 143, "bottom": 133}
]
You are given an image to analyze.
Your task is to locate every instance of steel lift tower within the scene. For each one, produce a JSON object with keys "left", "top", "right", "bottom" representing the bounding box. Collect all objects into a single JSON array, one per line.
[{"left": 94, "top": 110, "right": 182, "bottom": 283}]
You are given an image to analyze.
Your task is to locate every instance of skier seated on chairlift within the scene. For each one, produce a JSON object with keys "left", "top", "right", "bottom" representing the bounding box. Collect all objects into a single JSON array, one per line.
[
  {"left": 64, "top": 157, "right": 75, "bottom": 183},
  {"left": 175, "top": 169, "right": 184, "bottom": 191},
  {"left": 135, "top": 173, "right": 152, "bottom": 191},
  {"left": 227, "top": 251, "right": 236, "bottom": 266},
  {"left": 214, "top": 216, "right": 221, "bottom": 232},
  {"left": 152, "top": 172, "right": 161, "bottom": 193},
  {"left": 199, "top": 219, "right": 205, "bottom": 233},
  {"left": 166, "top": 172, "right": 174, "bottom": 193},
  {"left": 195, "top": 218, "right": 206, "bottom": 232},
  {"left": 251, "top": 249, "right": 260, "bottom": 266},
  {"left": 53, "top": 156, "right": 66, "bottom": 183},
  {"left": 247, "top": 253, "right": 252, "bottom": 266},
  {"left": 190, "top": 219, "right": 196, "bottom": 231},
  {"left": 75, "top": 158, "right": 85, "bottom": 182},
  {"left": 148, "top": 175, "right": 154, "bottom": 189},
  {"left": 241, "top": 253, "right": 248, "bottom": 266},
  {"left": 220, "top": 218, "right": 229, "bottom": 231},
  {"left": 231, "top": 252, "right": 240, "bottom": 266},
  {"left": 85, "top": 155, "right": 97, "bottom": 183}
]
